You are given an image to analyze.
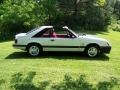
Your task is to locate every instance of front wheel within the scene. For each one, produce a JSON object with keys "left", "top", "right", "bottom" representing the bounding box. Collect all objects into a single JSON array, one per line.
[
  {"left": 85, "top": 45, "right": 100, "bottom": 57},
  {"left": 27, "top": 45, "right": 41, "bottom": 56}
]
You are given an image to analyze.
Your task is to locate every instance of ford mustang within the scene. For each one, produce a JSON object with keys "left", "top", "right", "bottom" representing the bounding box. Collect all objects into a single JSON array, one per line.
[{"left": 13, "top": 26, "right": 111, "bottom": 57}]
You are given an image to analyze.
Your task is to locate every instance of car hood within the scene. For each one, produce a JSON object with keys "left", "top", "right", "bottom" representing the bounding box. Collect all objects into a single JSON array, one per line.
[
  {"left": 15, "top": 33, "right": 26, "bottom": 39},
  {"left": 79, "top": 34, "right": 108, "bottom": 42}
]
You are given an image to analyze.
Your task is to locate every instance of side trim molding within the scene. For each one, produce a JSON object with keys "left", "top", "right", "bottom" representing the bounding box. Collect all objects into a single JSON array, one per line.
[
  {"left": 43, "top": 46, "right": 85, "bottom": 48},
  {"left": 13, "top": 44, "right": 85, "bottom": 48}
]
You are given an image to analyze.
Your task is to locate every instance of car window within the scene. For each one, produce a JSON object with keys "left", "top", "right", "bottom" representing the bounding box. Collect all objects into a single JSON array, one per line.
[
  {"left": 42, "top": 29, "right": 50, "bottom": 35},
  {"left": 53, "top": 28, "right": 76, "bottom": 38},
  {"left": 54, "top": 29, "right": 67, "bottom": 34},
  {"left": 33, "top": 28, "right": 52, "bottom": 38}
]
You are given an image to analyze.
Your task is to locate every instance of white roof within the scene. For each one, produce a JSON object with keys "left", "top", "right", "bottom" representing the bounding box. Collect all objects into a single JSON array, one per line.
[{"left": 40, "top": 26, "right": 53, "bottom": 29}]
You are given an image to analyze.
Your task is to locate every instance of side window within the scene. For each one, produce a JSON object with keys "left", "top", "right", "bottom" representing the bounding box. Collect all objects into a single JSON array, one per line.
[
  {"left": 41, "top": 29, "right": 50, "bottom": 37},
  {"left": 33, "top": 28, "right": 50, "bottom": 38},
  {"left": 54, "top": 29, "right": 75, "bottom": 38},
  {"left": 55, "top": 29, "right": 67, "bottom": 35},
  {"left": 53, "top": 29, "right": 68, "bottom": 38}
]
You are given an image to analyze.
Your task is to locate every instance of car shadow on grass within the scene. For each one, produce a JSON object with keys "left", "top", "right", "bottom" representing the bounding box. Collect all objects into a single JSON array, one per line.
[{"left": 5, "top": 51, "right": 109, "bottom": 61}]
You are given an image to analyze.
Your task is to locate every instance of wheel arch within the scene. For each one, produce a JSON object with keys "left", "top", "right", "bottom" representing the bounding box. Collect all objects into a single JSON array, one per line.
[
  {"left": 26, "top": 42, "right": 43, "bottom": 51},
  {"left": 85, "top": 43, "right": 100, "bottom": 51}
]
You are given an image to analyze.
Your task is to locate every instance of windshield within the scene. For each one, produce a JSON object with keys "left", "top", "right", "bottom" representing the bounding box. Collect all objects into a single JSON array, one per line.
[
  {"left": 26, "top": 27, "right": 41, "bottom": 35},
  {"left": 68, "top": 28, "right": 79, "bottom": 37}
]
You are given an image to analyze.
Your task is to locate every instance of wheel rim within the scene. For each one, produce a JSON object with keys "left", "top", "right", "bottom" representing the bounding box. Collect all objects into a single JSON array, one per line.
[
  {"left": 88, "top": 47, "right": 98, "bottom": 57},
  {"left": 29, "top": 46, "right": 39, "bottom": 56}
]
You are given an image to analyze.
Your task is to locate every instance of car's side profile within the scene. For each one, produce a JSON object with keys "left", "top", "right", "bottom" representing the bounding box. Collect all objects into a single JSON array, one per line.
[{"left": 13, "top": 26, "right": 111, "bottom": 57}]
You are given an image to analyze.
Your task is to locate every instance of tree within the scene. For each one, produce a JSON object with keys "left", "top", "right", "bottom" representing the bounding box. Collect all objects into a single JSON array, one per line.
[
  {"left": 114, "top": 0, "right": 120, "bottom": 18},
  {"left": 0, "top": 0, "right": 119, "bottom": 40}
]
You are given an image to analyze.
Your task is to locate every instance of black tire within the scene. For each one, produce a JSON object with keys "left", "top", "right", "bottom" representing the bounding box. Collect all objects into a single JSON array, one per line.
[
  {"left": 85, "top": 45, "right": 100, "bottom": 57},
  {"left": 27, "top": 44, "right": 42, "bottom": 56}
]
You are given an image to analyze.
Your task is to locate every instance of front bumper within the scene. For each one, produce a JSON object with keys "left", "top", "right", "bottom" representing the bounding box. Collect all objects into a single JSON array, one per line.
[
  {"left": 13, "top": 44, "right": 26, "bottom": 50},
  {"left": 100, "top": 46, "right": 111, "bottom": 53}
]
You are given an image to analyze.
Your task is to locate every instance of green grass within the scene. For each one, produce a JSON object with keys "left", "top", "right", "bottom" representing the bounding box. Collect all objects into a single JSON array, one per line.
[{"left": 0, "top": 30, "right": 120, "bottom": 90}]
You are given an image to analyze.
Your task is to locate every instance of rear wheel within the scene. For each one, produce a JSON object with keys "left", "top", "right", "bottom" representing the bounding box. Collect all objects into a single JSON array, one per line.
[
  {"left": 85, "top": 45, "right": 100, "bottom": 57},
  {"left": 27, "top": 44, "right": 41, "bottom": 56}
]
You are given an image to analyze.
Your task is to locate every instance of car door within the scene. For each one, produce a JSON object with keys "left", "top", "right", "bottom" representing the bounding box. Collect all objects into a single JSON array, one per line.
[
  {"left": 31, "top": 28, "right": 84, "bottom": 52},
  {"left": 42, "top": 29, "right": 84, "bottom": 52},
  {"left": 43, "top": 37, "right": 83, "bottom": 51},
  {"left": 31, "top": 28, "right": 58, "bottom": 48}
]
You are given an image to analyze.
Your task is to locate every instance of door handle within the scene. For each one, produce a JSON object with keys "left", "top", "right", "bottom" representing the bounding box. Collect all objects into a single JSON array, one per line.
[{"left": 50, "top": 39, "right": 55, "bottom": 41}]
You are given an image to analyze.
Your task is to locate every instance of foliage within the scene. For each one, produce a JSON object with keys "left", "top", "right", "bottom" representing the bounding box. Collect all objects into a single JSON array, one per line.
[
  {"left": 0, "top": 71, "right": 114, "bottom": 90},
  {"left": 114, "top": 0, "right": 120, "bottom": 18},
  {"left": 52, "top": 74, "right": 118, "bottom": 90},
  {"left": 108, "top": 15, "right": 120, "bottom": 32},
  {"left": 0, "top": 0, "right": 119, "bottom": 40},
  {"left": 9, "top": 72, "right": 119, "bottom": 90},
  {"left": 10, "top": 71, "right": 50, "bottom": 90},
  {"left": 98, "top": 0, "right": 106, "bottom": 6}
]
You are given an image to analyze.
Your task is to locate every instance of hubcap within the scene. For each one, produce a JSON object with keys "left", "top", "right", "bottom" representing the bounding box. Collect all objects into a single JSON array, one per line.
[
  {"left": 88, "top": 47, "right": 98, "bottom": 57},
  {"left": 29, "top": 46, "right": 39, "bottom": 56}
]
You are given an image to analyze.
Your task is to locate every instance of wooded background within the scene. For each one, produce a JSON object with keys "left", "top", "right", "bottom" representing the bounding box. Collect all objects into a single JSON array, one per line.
[{"left": 0, "top": 0, "right": 120, "bottom": 40}]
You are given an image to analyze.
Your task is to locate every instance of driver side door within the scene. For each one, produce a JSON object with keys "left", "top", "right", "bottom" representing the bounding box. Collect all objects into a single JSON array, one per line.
[{"left": 43, "top": 30, "right": 84, "bottom": 52}]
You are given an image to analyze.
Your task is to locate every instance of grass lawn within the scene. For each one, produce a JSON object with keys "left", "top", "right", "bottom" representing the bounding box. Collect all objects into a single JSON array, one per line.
[{"left": 0, "top": 30, "right": 120, "bottom": 90}]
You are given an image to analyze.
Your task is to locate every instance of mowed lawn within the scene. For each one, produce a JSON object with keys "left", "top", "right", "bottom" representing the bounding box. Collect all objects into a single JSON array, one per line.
[{"left": 0, "top": 30, "right": 120, "bottom": 90}]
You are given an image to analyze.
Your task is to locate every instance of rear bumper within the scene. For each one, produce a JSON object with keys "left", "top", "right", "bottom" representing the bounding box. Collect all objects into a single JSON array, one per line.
[
  {"left": 100, "top": 46, "right": 111, "bottom": 53},
  {"left": 13, "top": 44, "right": 26, "bottom": 50}
]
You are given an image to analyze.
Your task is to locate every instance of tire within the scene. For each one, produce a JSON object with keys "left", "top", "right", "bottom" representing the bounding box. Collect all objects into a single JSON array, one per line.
[
  {"left": 27, "top": 44, "right": 42, "bottom": 56},
  {"left": 85, "top": 45, "right": 100, "bottom": 57}
]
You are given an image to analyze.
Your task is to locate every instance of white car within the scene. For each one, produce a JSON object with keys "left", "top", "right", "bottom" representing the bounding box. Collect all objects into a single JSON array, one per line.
[{"left": 13, "top": 26, "right": 111, "bottom": 57}]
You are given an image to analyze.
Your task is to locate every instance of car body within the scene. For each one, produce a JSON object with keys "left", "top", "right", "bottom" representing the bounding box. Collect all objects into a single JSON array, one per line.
[{"left": 13, "top": 26, "right": 111, "bottom": 57}]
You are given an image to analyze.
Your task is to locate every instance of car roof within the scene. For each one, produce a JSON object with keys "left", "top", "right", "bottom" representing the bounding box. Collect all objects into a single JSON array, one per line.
[{"left": 40, "top": 26, "right": 53, "bottom": 29}]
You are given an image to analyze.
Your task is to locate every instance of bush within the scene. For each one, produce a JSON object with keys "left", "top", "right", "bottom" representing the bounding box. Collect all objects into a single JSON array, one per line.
[
  {"left": 109, "top": 16, "right": 120, "bottom": 32},
  {"left": 52, "top": 74, "right": 119, "bottom": 90},
  {"left": 0, "top": 71, "right": 118, "bottom": 90},
  {"left": 10, "top": 71, "right": 50, "bottom": 90}
]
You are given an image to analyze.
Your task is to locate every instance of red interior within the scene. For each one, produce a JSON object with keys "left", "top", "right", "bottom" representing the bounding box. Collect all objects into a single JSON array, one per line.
[
  {"left": 41, "top": 34, "right": 68, "bottom": 38},
  {"left": 56, "top": 34, "right": 68, "bottom": 38}
]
